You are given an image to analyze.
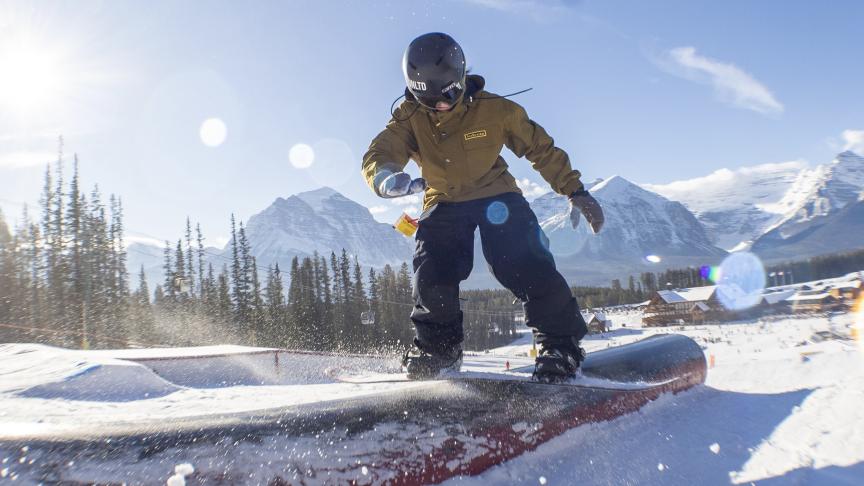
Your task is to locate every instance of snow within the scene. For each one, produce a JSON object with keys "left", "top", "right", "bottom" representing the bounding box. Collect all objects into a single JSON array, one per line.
[
  {"left": 2, "top": 310, "right": 863, "bottom": 484},
  {"left": 441, "top": 312, "right": 864, "bottom": 485}
]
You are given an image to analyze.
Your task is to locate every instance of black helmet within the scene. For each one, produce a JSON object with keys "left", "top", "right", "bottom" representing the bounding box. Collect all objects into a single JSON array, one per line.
[{"left": 402, "top": 33, "right": 467, "bottom": 110}]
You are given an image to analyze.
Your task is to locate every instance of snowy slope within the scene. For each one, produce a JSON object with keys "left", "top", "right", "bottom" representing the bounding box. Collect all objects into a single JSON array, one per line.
[{"left": 644, "top": 160, "right": 807, "bottom": 251}]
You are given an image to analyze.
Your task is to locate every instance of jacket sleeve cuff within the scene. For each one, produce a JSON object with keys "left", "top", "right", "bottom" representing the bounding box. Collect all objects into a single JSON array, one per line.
[{"left": 561, "top": 179, "right": 585, "bottom": 197}]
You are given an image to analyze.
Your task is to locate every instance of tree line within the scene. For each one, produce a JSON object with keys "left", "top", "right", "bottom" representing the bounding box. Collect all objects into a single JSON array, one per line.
[
  {"left": 0, "top": 154, "right": 518, "bottom": 352},
  {"left": 0, "top": 151, "right": 131, "bottom": 348}
]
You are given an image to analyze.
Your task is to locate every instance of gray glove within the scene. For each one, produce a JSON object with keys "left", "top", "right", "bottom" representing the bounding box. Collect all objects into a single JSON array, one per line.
[
  {"left": 375, "top": 170, "right": 427, "bottom": 198},
  {"left": 569, "top": 190, "right": 604, "bottom": 234}
]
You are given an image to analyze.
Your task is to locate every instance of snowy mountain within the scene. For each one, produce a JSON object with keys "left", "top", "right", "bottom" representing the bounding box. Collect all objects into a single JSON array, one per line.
[
  {"left": 126, "top": 151, "right": 864, "bottom": 291},
  {"left": 502, "top": 176, "right": 727, "bottom": 286},
  {"left": 751, "top": 151, "right": 864, "bottom": 257},
  {"left": 238, "top": 187, "right": 413, "bottom": 270},
  {"left": 541, "top": 175, "right": 723, "bottom": 257},
  {"left": 125, "top": 188, "right": 414, "bottom": 293},
  {"left": 752, "top": 193, "right": 864, "bottom": 259},
  {"left": 643, "top": 161, "right": 807, "bottom": 251},
  {"left": 643, "top": 151, "right": 864, "bottom": 259}
]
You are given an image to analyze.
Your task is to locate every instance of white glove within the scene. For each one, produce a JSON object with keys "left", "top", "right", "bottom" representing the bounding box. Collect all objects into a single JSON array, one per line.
[
  {"left": 569, "top": 190, "right": 605, "bottom": 234},
  {"left": 376, "top": 171, "right": 427, "bottom": 198}
]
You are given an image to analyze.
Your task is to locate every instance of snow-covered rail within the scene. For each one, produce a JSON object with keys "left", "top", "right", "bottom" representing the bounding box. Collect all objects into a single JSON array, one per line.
[{"left": 1, "top": 335, "right": 705, "bottom": 484}]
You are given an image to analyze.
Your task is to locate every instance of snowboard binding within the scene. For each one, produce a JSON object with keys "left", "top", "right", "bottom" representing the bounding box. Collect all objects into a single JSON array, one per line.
[
  {"left": 402, "top": 339, "right": 463, "bottom": 380},
  {"left": 532, "top": 341, "right": 585, "bottom": 384}
]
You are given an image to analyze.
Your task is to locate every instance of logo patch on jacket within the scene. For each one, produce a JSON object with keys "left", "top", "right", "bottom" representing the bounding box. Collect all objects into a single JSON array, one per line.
[{"left": 464, "top": 130, "right": 487, "bottom": 141}]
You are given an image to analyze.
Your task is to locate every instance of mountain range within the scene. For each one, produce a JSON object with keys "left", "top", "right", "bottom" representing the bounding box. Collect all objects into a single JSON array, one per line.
[
  {"left": 128, "top": 150, "right": 864, "bottom": 289},
  {"left": 647, "top": 151, "right": 864, "bottom": 256}
]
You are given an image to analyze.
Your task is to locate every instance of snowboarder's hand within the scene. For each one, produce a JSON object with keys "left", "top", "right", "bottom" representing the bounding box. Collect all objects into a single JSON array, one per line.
[
  {"left": 376, "top": 171, "right": 427, "bottom": 198},
  {"left": 569, "top": 190, "right": 604, "bottom": 234}
]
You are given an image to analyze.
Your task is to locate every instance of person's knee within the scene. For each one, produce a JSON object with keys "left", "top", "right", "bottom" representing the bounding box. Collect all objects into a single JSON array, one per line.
[{"left": 413, "top": 284, "right": 460, "bottom": 322}]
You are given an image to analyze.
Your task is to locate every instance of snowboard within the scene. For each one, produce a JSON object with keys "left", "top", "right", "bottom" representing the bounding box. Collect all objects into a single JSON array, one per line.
[
  {"left": 326, "top": 365, "right": 678, "bottom": 390},
  {"left": 325, "top": 333, "right": 706, "bottom": 391}
]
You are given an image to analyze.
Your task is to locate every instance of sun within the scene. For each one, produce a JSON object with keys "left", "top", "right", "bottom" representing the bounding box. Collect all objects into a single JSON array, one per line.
[{"left": 0, "top": 40, "right": 65, "bottom": 117}]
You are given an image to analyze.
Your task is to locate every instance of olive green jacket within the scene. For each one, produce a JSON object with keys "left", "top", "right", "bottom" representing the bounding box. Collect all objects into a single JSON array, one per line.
[{"left": 362, "top": 75, "right": 583, "bottom": 209}]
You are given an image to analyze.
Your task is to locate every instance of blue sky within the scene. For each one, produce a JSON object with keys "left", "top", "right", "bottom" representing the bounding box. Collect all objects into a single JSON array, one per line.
[{"left": 0, "top": 0, "right": 862, "bottom": 247}]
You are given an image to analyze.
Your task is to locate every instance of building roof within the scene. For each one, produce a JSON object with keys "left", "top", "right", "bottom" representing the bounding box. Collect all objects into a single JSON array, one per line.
[
  {"left": 786, "top": 292, "right": 835, "bottom": 302},
  {"left": 761, "top": 289, "right": 796, "bottom": 305},
  {"left": 690, "top": 302, "right": 711, "bottom": 312},
  {"left": 833, "top": 280, "right": 862, "bottom": 290},
  {"left": 582, "top": 312, "right": 608, "bottom": 324},
  {"left": 655, "top": 286, "right": 717, "bottom": 304}
]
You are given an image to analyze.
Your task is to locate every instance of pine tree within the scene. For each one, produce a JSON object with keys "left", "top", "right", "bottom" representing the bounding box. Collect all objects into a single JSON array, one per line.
[
  {"left": 67, "top": 157, "right": 84, "bottom": 332},
  {"left": 367, "top": 267, "right": 381, "bottom": 348},
  {"left": 229, "top": 216, "right": 250, "bottom": 333},
  {"left": 135, "top": 266, "right": 150, "bottom": 306},
  {"left": 184, "top": 218, "right": 195, "bottom": 297},
  {"left": 196, "top": 223, "right": 206, "bottom": 300},
  {"left": 0, "top": 208, "right": 14, "bottom": 326},
  {"left": 109, "top": 195, "right": 129, "bottom": 317},
  {"left": 338, "top": 250, "right": 352, "bottom": 345},
  {"left": 25, "top": 209, "right": 42, "bottom": 327},
  {"left": 318, "top": 255, "right": 333, "bottom": 349},
  {"left": 174, "top": 239, "right": 186, "bottom": 300},
  {"left": 395, "top": 263, "right": 413, "bottom": 345},
  {"left": 131, "top": 266, "right": 155, "bottom": 345},
  {"left": 153, "top": 285, "right": 165, "bottom": 306},
  {"left": 50, "top": 147, "right": 67, "bottom": 331},
  {"left": 249, "top": 257, "right": 264, "bottom": 345},
  {"left": 85, "top": 184, "right": 109, "bottom": 348},
  {"left": 162, "top": 241, "right": 175, "bottom": 302},
  {"left": 264, "top": 264, "right": 286, "bottom": 346},
  {"left": 286, "top": 256, "right": 302, "bottom": 348},
  {"left": 216, "top": 265, "right": 233, "bottom": 331},
  {"left": 351, "top": 256, "right": 367, "bottom": 349},
  {"left": 205, "top": 263, "right": 217, "bottom": 315},
  {"left": 298, "top": 256, "right": 319, "bottom": 349},
  {"left": 329, "top": 251, "right": 342, "bottom": 343}
]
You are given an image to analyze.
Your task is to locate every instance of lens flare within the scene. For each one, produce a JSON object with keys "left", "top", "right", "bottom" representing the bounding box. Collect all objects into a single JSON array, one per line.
[
  {"left": 645, "top": 255, "right": 662, "bottom": 264},
  {"left": 199, "top": 118, "right": 227, "bottom": 147},
  {"left": 701, "top": 265, "right": 722, "bottom": 283},
  {"left": 486, "top": 201, "right": 509, "bottom": 225},
  {"left": 289, "top": 143, "right": 315, "bottom": 168},
  {"left": 716, "top": 252, "right": 766, "bottom": 311}
]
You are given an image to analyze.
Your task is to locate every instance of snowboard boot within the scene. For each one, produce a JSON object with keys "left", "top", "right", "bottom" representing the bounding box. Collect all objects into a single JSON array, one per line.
[
  {"left": 532, "top": 338, "right": 585, "bottom": 384},
  {"left": 402, "top": 339, "right": 463, "bottom": 380}
]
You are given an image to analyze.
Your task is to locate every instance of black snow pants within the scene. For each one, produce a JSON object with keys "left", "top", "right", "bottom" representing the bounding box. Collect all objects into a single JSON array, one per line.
[{"left": 410, "top": 192, "right": 588, "bottom": 354}]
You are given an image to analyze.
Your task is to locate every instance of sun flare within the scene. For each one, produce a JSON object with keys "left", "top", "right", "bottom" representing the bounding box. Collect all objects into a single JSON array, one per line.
[{"left": 0, "top": 41, "right": 65, "bottom": 116}]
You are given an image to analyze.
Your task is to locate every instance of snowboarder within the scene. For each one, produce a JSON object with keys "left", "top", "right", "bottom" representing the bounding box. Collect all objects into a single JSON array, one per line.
[{"left": 362, "top": 33, "right": 605, "bottom": 383}]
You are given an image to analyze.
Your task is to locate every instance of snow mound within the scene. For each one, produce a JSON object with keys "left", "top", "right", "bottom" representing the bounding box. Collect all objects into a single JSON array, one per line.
[{"left": 0, "top": 344, "right": 181, "bottom": 401}]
